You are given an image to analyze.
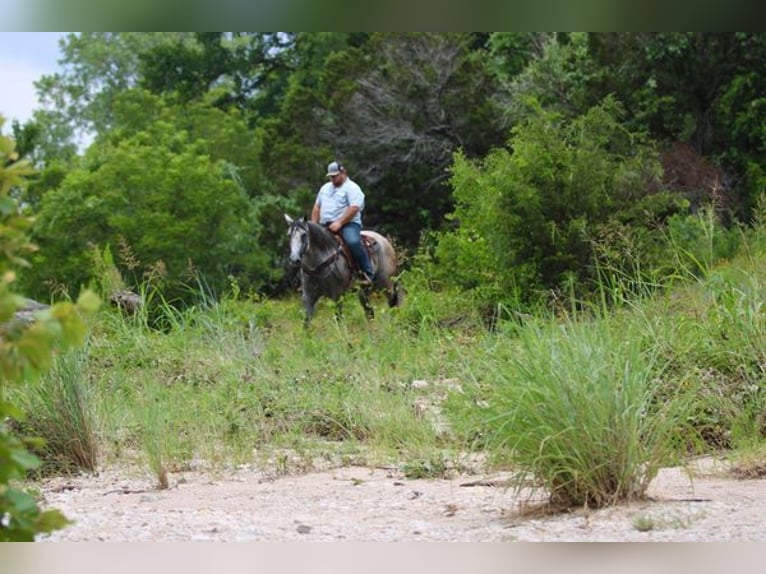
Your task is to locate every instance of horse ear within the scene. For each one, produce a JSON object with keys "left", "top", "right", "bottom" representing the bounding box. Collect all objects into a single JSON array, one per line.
[{"left": 284, "top": 213, "right": 294, "bottom": 225}]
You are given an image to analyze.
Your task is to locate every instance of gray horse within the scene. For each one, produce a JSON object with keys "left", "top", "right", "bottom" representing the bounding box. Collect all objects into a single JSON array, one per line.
[{"left": 284, "top": 214, "right": 402, "bottom": 324}]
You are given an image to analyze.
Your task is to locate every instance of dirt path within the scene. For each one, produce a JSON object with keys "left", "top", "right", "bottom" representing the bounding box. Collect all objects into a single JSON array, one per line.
[{"left": 36, "top": 456, "right": 766, "bottom": 542}]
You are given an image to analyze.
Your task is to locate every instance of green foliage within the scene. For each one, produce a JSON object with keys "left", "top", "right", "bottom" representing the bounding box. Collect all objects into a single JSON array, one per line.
[
  {"left": 390, "top": 264, "right": 488, "bottom": 333},
  {"left": 107, "top": 88, "right": 266, "bottom": 193},
  {"left": 139, "top": 33, "right": 297, "bottom": 118},
  {"left": 486, "top": 33, "right": 551, "bottom": 86},
  {"left": 678, "top": 265, "right": 766, "bottom": 447},
  {"left": 0, "top": 117, "right": 98, "bottom": 541},
  {"left": 664, "top": 208, "right": 742, "bottom": 278},
  {"left": 338, "top": 33, "right": 505, "bottom": 245},
  {"left": 139, "top": 33, "right": 233, "bottom": 104},
  {"left": 500, "top": 33, "right": 596, "bottom": 124},
  {"left": 588, "top": 33, "right": 766, "bottom": 219},
  {"left": 15, "top": 32, "right": 766, "bottom": 303},
  {"left": 433, "top": 96, "right": 666, "bottom": 310},
  {"left": 241, "top": 33, "right": 362, "bottom": 204},
  {"left": 21, "top": 114, "right": 267, "bottom": 303},
  {"left": 598, "top": 208, "right": 766, "bottom": 450},
  {"left": 35, "top": 33, "right": 195, "bottom": 138}
]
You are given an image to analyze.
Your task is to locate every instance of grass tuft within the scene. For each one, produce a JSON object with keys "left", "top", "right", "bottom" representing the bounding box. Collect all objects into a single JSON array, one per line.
[
  {"left": 18, "top": 348, "right": 99, "bottom": 475},
  {"left": 456, "top": 316, "right": 699, "bottom": 508}
]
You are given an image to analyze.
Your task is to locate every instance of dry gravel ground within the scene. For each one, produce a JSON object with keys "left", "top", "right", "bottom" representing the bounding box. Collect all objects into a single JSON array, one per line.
[{"left": 35, "top": 455, "right": 766, "bottom": 542}]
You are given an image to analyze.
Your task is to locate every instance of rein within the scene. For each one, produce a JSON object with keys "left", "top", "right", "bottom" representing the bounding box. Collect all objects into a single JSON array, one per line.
[
  {"left": 301, "top": 247, "right": 341, "bottom": 276},
  {"left": 294, "top": 221, "right": 343, "bottom": 277}
]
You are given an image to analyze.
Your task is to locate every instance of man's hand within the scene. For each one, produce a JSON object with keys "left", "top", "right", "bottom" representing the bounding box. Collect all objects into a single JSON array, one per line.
[{"left": 328, "top": 206, "right": 359, "bottom": 233}]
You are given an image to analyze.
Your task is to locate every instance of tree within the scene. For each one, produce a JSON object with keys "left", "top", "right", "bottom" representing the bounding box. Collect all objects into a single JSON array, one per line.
[
  {"left": 486, "top": 32, "right": 552, "bottom": 86},
  {"left": 139, "top": 32, "right": 298, "bottom": 118},
  {"left": 432, "top": 97, "right": 667, "bottom": 307},
  {"left": 103, "top": 88, "right": 266, "bottom": 194},
  {"left": 34, "top": 33, "right": 195, "bottom": 147},
  {"left": 262, "top": 33, "right": 506, "bottom": 248},
  {"left": 333, "top": 33, "right": 504, "bottom": 240},
  {"left": 20, "top": 109, "right": 266, "bottom": 304},
  {"left": 496, "top": 33, "right": 766, "bottom": 229},
  {"left": 258, "top": 33, "right": 368, "bottom": 197},
  {"left": 498, "top": 33, "right": 596, "bottom": 126},
  {"left": 583, "top": 33, "right": 766, "bottom": 218}
]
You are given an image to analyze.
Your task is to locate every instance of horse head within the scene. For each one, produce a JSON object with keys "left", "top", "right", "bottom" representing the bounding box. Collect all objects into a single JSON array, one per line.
[{"left": 284, "top": 214, "right": 309, "bottom": 265}]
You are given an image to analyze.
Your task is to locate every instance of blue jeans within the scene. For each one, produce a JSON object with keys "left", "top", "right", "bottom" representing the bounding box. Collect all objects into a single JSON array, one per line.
[{"left": 341, "top": 223, "right": 373, "bottom": 278}]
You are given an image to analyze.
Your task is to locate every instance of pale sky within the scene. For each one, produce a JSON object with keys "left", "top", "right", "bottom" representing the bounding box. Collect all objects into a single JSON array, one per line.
[{"left": 0, "top": 32, "right": 67, "bottom": 129}]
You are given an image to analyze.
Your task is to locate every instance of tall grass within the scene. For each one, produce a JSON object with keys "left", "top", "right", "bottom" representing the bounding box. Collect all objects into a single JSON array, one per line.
[
  {"left": 457, "top": 316, "right": 698, "bottom": 508},
  {"left": 17, "top": 347, "right": 99, "bottom": 474},
  {"left": 16, "top": 204, "right": 766, "bottom": 512},
  {"left": 672, "top": 265, "right": 766, "bottom": 448},
  {"left": 140, "top": 380, "right": 171, "bottom": 488},
  {"left": 45, "top": 283, "right": 477, "bottom": 482}
]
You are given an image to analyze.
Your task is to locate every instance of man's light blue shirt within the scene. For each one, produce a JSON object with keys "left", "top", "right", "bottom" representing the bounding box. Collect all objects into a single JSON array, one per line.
[{"left": 315, "top": 178, "right": 365, "bottom": 226}]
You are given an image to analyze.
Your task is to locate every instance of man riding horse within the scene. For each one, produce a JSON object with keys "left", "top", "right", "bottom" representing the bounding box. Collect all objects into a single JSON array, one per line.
[{"left": 311, "top": 161, "right": 374, "bottom": 286}]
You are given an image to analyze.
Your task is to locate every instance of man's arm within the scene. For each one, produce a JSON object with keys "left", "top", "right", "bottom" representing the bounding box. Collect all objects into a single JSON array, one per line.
[
  {"left": 328, "top": 205, "right": 360, "bottom": 233},
  {"left": 310, "top": 203, "right": 321, "bottom": 223}
]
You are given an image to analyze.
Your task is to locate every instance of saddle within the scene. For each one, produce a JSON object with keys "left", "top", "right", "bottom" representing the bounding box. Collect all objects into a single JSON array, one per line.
[{"left": 333, "top": 232, "right": 378, "bottom": 274}]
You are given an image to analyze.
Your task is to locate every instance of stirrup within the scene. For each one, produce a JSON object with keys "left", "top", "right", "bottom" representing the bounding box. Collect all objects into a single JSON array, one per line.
[{"left": 358, "top": 272, "right": 373, "bottom": 287}]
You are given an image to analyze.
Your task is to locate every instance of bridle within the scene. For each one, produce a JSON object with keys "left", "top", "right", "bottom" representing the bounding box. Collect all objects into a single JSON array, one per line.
[{"left": 289, "top": 219, "right": 342, "bottom": 277}]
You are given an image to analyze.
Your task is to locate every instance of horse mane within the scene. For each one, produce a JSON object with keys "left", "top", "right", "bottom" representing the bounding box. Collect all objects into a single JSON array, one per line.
[{"left": 305, "top": 221, "right": 339, "bottom": 252}]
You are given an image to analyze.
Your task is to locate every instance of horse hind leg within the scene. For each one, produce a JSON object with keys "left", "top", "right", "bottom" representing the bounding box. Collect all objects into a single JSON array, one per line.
[{"left": 386, "top": 278, "right": 403, "bottom": 308}]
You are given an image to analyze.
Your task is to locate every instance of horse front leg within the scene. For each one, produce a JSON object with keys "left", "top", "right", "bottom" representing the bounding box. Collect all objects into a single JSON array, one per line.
[
  {"left": 358, "top": 287, "right": 374, "bottom": 320},
  {"left": 331, "top": 296, "right": 344, "bottom": 321},
  {"left": 302, "top": 290, "right": 319, "bottom": 327}
]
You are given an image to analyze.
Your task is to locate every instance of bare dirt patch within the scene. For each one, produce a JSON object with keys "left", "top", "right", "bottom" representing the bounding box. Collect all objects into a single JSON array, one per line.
[{"left": 35, "top": 455, "right": 766, "bottom": 542}]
